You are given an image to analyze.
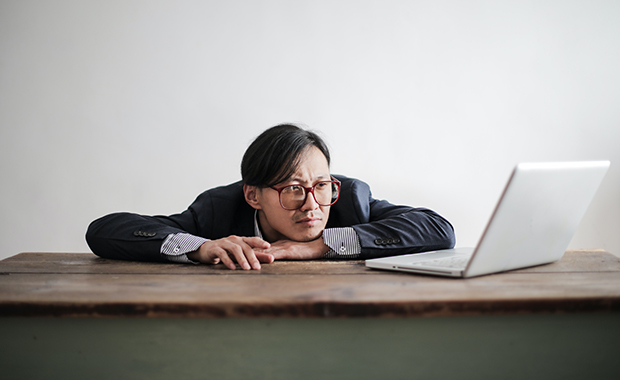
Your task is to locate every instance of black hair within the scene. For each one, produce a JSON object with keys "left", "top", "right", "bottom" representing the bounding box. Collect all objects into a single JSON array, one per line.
[{"left": 241, "top": 124, "right": 331, "bottom": 187}]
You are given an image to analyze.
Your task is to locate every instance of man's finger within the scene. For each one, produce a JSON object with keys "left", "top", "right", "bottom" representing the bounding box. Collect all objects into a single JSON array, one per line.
[
  {"left": 214, "top": 247, "right": 237, "bottom": 270},
  {"left": 242, "top": 236, "right": 271, "bottom": 249},
  {"left": 239, "top": 242, "right": 262, "bottom": 270},
  {"left": 254, "top": 251, "right": 275, "bottom": 264},
  {"left": 223, "top": 241, "right": 251, "bottom": 270}
]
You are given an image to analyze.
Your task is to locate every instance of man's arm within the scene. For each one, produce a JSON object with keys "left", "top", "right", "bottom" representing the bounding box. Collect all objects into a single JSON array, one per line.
[
  {"left": 86, "top": 212, "right": 275, "bottom": 270},
  {"left": 259, "top": 227, "right": 359, "bottom": 260},
  {"left": 86, "top": 212, "right": 192, "bottom": 262},
  {"left": 327, "top": 176, "right": 455, "bottom": 260},
  {"left": 353, "top": 202, "right": 456, "bottom": 259},
  {"left": 85, "top": 181, "right": 267, "bottom": 267}
]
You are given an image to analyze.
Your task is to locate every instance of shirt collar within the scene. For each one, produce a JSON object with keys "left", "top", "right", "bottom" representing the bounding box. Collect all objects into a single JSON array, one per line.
[{"left": 253, "top": 210, "right": 263, "bottom": 239}]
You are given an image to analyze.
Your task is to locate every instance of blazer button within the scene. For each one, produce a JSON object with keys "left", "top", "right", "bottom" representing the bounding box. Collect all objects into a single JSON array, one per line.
[
  {"left": 134, "top": 231, "right": 156, "bottom": 237},
  {"left": 374, "top": 237, "right": 400, "bottom": 245}
]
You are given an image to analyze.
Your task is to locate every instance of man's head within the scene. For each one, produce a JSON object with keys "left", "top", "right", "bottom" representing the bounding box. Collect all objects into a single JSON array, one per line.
[
  {"left": 241, "top": 124, "right": 331, "bottom": 188},
  {"left": 242, "top": 124, "right": 337, "bottom": 243}
]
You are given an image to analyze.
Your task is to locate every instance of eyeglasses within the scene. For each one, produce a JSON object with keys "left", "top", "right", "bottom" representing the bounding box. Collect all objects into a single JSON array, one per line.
[{"left": 271, "top": 178, "right": 341, "bottom": 210}]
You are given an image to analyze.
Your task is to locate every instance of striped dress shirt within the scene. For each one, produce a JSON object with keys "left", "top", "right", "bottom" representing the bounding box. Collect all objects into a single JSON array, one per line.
[{"left": 161, "top": 211, "right": 361, "bottom": 263}]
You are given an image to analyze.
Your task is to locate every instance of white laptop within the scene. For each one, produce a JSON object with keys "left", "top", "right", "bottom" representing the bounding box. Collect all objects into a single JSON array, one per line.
[{"left": 365, "top": 161, "right": 610, "bottom": 278}]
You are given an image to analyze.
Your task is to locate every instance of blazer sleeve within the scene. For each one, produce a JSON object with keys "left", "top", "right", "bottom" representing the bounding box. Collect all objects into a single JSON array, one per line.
[
  {"left": 85, "top": 199, "right": 208, "bottom": 263},
  {"left": 85, "top": 182, "right": 253, "bottom": 262},
  {"left": 85, "top": 212, "right": 195, "bottom": 262},
  {"left": 332, "top": 176, "right": 455, "bottom": 259}
]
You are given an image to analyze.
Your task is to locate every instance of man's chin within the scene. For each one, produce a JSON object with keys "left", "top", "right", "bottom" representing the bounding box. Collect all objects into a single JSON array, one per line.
[{"left": 292, "top": 229, "right": 324, "bottom": 243}]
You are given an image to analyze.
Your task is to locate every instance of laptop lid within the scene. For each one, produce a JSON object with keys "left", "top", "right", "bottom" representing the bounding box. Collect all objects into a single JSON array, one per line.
[
  {"left": 365, "top": 160, "right": 610, "bottom": 278},
  {"left": 463, "top": 160, "right": 610, "bottom": 277}
]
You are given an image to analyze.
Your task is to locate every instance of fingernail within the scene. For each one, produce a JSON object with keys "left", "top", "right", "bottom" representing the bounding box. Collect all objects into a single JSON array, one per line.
[
  {"left": 253, "top": 263, "right": 261, "bottom": 270},
  {"left": 243, "top": 263, "right": 251, "bottom": 270}
]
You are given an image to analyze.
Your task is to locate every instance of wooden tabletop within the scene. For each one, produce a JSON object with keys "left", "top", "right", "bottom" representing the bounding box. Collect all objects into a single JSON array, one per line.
[{"left": 1, "top": 249, "right": 619, "bottom": 318}]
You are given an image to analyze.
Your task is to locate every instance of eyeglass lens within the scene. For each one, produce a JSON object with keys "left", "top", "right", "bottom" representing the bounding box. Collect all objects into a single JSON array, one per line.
[{"left": 280, "top": 182, "right": 339, "bottom": 209}]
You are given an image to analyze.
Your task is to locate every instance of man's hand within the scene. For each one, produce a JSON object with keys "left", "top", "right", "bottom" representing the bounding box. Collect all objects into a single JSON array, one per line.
[
  {"left": 258, "top": 237, "right": 330, "bottom": 260},
  {"left": 187, "top": 236, "right": 274, "bottom": 270}
]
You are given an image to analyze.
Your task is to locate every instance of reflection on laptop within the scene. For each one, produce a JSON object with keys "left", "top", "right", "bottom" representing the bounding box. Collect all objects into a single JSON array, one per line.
[{"left": 365, "top": 161, "right": 610, "bottom": 278}]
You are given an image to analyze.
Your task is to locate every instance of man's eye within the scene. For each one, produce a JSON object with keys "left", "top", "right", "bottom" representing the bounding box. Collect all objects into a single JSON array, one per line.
[{"left": 287, "top": 185, "right": 303, "bottom": 192}]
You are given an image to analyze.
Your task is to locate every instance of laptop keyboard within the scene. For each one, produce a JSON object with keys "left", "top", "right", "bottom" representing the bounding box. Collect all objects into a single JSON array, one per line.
[{"left": 413, "top": 255, "right": 471, "bottom": 269}]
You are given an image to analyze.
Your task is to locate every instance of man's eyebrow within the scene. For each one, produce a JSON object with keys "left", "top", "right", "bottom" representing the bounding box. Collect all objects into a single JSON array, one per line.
[{"left": 287, "top": 174, "right": 330, "bottom": 183}]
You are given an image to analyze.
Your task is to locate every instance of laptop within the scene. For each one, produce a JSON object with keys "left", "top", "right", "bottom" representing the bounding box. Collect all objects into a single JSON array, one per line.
[{"left": 365, "top": 161, "right": 610, "bottom": 278}]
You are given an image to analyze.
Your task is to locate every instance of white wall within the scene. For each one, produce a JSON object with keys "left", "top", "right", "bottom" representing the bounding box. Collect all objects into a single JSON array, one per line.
[{"left": 1, "top": 0, "right": 619, "bottom": 261}]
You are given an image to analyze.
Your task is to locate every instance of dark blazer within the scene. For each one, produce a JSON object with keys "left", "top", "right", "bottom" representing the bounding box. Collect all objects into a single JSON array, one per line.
[{"left": 86, "top": 175, "right": 455, "bottom": 262}]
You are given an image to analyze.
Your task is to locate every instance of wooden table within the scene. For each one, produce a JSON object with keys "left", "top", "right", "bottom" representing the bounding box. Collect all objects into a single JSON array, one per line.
[{"left": 1, "top": 250, "right": 620, "bottom": 379}]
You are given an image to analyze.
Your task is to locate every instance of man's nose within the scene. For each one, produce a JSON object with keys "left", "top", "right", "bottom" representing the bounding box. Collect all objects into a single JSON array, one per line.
[{"left": 299, "top": 191, "right": 320, "bottom": 211}]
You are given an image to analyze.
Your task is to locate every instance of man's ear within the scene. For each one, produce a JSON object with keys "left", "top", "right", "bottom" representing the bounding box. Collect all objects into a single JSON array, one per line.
[{"left": 243, "top": 184, "right": 262, "bottom": 210}]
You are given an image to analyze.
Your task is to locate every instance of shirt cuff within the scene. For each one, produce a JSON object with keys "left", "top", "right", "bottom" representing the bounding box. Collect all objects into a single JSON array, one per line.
[
  {"left": 323, "top": 227, "right": 361, "bottom": 259},
  {"left": 161, "top": 233, "right": 208, "bottom": 264}
]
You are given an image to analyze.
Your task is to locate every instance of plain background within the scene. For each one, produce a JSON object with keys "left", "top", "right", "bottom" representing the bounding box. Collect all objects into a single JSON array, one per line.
[{"left": 1, "top": 0, "right": 619, "bottom": 261}]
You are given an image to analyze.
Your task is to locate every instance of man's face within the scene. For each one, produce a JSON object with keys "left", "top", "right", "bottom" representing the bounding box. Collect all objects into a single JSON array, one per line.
[{"left": 247, "top": 146, "right": 332, "bottom": 243}]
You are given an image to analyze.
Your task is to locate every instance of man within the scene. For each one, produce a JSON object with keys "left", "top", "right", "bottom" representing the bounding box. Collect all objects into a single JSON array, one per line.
[{"left": 86, "top": 124, "right": 455, "bottom": 270}]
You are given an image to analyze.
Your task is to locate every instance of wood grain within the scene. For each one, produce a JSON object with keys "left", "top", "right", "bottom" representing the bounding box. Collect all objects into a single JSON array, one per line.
[{"left": 1, "top": 250, "right": 619, "bottom": 317}]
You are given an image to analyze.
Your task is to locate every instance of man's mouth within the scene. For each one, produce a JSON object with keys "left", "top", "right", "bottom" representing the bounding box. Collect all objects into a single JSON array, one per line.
[{"left": 295, "top": 216, "right": 321, "bottom": 226}]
